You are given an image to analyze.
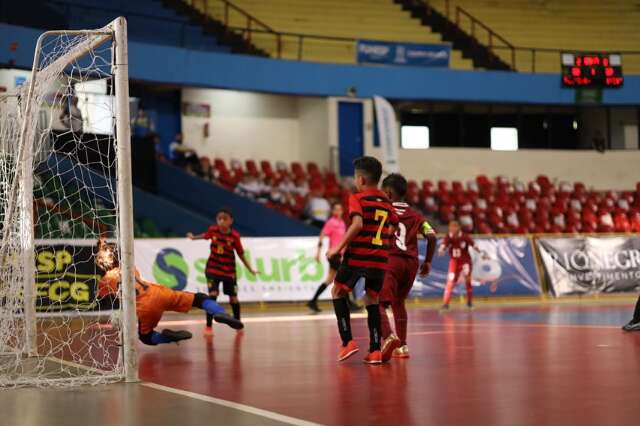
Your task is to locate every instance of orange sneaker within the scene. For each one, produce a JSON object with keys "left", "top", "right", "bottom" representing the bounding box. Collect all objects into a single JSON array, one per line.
[
  {"left": 381, "top": 335, "right": 401, "bottom": 363},
  {"left": 337, "top": 340, "right": 359, "bottom": 361},
  {"left": 363, "top": 350, "right": 383, "bottom": 365},
  {"left": 203, "top": 326, "right": 214, "bottom": 337}
]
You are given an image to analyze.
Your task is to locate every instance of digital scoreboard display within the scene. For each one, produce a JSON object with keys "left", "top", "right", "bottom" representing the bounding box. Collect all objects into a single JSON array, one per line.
[{"left": 561, "top": 53, "right": 623, "bottom": 88}]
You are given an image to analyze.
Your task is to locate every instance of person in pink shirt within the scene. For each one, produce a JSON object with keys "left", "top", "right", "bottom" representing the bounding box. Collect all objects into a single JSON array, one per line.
[{"left": 307, "top": 202, "right": 346, "bottom": 313}]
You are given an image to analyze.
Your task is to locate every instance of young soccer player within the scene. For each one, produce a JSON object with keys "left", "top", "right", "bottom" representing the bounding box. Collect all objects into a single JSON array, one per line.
[
  {"left": 95, "top": 238, "right": 243, "bottom": 346},
  {"left": 307, "top": 202, "right": 346, "bottom": 313},
  {"left": 326, "top": 156, "right": 398, "bottom": 365},
  {"left": 378, "top": 173, "right": 437, "bottom": 360},
  {"left": 438, "top": 220, "right": 486, "bottom": 310},
  {"left": 187, "top": 207, "right": 256, "bottom": 336}
]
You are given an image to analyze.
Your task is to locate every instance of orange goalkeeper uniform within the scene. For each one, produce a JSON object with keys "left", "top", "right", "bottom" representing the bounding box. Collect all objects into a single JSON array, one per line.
[{"left": 99, "top": 268, "right": 194, "bottom": 335}]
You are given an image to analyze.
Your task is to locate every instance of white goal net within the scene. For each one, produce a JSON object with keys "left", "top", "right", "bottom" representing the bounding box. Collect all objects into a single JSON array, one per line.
[{"left": 0, "top": 17, "right": 137, "bottom": 387}]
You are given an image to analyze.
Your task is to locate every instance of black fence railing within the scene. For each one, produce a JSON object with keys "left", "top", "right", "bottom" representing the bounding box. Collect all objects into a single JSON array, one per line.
[{"left": 7, "top": 0, "right": 640, "bottom": 73}]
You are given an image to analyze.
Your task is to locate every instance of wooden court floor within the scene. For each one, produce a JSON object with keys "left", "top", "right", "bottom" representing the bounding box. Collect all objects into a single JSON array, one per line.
[{"left": 3, "top": 301, "right": 640, "bottom": 426}]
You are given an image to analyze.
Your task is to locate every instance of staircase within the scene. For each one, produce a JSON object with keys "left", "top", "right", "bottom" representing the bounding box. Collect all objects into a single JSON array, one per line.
[
  {"left": 161, "top": 0, "right": 270, "bottom": 56},
  {"left": 395, "top": 0, "right": 514, "bottom": 71}
]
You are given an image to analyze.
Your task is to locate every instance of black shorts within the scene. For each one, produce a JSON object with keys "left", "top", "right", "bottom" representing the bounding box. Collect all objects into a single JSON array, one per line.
[
  {"left": 206, "top": 274, "right": 238, "bottom": 297},
  {"left": 328, "top": 253, "right": 342, "bottom": 270},
  {"left": 334, "top": 263, "right": 386, "bottom": 296}
]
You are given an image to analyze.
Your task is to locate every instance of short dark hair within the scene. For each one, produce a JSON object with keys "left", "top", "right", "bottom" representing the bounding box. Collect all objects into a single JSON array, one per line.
[
  {"left": 382, "top": 173, "right": 408, "bottom": 198},
  {"left": 353, "top": 156, "right": 382, "bottom": 185},
  {"left": 331, "top": 201, "right": 343, "bottom": 209},
  {"left": 216, "top": 207, "right": 233, "bottom": 218}
]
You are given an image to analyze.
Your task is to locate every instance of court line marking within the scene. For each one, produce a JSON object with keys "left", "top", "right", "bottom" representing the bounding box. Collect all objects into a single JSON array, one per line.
[
  {"left": 159, "top": 315, "right": 624, "bottom": 330},
  {"left": 142, "top": 381, "right": 321, "bottom": 426}
]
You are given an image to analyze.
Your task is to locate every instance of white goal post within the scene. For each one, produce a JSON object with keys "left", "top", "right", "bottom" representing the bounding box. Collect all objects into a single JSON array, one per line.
[{"left": 0, "top": 17, "right": 137, "bottom": 386}]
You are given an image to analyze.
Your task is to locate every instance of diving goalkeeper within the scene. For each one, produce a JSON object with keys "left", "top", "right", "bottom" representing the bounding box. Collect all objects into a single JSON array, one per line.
[{"left": 95, "top": 238, "right": 243, "bottom": 345}]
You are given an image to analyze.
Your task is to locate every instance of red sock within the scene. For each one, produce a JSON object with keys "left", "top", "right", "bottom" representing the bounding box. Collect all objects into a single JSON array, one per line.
[
  {"left": 465, "top": 280, "right": 473, "bottom": 304},
  {"left": 391, "top": 301, "right": 408, "bottom": 345},
  {"left": 443, "top": 280, "right": 455, "bottom": 305},
  {"left": 379, "top": 303, "right": 392, "bottom": 339}
]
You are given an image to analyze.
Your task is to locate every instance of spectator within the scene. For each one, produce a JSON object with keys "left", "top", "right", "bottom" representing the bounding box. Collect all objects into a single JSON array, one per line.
[
  {"left": 293, "top": 177, "right": 310, "bottom": 197},
  {"left": 235, "top": 175, "right": 263, "bottom": 200},
  {"left": 131, "top": 105, "right": 155, "bottom": 138},
  {"left": 278, "top": 176, "right": 297, "bottom": 195},
  {"left": 305, "top": 188, "right": 331, "bottom": 228},
  {"left": 59, "top": 96, "right": 83, "bottom": 134},
  {"left": 169, "top": 133, "right": 200, "bottom": 170}
]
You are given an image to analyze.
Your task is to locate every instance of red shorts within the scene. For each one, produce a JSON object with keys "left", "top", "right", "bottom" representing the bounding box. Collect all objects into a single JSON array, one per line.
[
  {"left": 379, "top": 256, "right": 419, "bottom": 304},
  {"left": 136, "top": 283, "right": 195, "bottom": 335},
  {"left": 448, "top": 259, "right": 472, "bottom": 283}
]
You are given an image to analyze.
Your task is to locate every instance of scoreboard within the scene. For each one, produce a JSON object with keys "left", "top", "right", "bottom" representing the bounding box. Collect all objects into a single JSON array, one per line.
[{"left": 561, "top": 53, "right": 623, "bottom": 88}]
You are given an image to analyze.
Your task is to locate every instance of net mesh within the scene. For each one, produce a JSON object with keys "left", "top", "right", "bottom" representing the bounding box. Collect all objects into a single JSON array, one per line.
[{"left": 0, "top": 24, "right": 129, "bottom": 387}]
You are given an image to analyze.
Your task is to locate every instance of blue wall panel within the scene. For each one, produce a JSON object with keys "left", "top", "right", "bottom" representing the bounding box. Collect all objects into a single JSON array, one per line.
[{"left": 2, "top": 23, "right": 639, "bottom": 105}]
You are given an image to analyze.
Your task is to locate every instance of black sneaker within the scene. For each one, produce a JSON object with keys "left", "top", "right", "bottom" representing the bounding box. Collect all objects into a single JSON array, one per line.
[
  {"left": 440, "top": 304, "right": 450, "bottom": 312},
  {"left": 213, "top": 313, "right": 244, "bottom": 330},
  {"left": 307, "top": 300, "right": 321, "bottom": 313},
  {"left": 622, "top": 320, "right": 640, "bottom": 332},
  {"left": 467, "top": 301, "right": 474, "bottom": 309},
  {"left": 161, "top": 329, "right": 192, "bottom": 343}
]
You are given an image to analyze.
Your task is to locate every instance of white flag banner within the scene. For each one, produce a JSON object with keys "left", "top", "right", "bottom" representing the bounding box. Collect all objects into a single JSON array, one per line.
[
  {"left": 134, "top": 237, "right": 331, "bottom": 302},
  {"left": 373, "top": 95, "right": 400, "bottom": 174}
]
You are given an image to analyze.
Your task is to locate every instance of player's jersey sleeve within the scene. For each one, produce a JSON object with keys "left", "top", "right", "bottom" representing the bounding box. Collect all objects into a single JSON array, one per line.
[
  {"left": 388, "top": 207, "right": 399, "bottom": 227},
  {"left": 348, "top": 194, "right": 363, "bottom": 218},
  {"left": 233, "top": 232, "right": 244, "bottom": 255},
  {"left": 203, "top": 226, "right": 214, "bottom": 240},
  {"left": 319, "top": 219, "right": 332, "bottom": 237}
]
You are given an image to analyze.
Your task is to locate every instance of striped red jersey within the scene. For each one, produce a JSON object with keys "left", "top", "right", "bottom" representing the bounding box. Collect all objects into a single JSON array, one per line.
[
  {"left": 203, "top": 225, "right": 244, "bottom": 278},
  {"left": 442, "top": 231, "right": 474, "bottom": 263},
  {"left": 346, "top": 189, "right": 399, "bottom": 271},
  {"left": 390, "top": 202, "right": 434, "bottom": 259}
]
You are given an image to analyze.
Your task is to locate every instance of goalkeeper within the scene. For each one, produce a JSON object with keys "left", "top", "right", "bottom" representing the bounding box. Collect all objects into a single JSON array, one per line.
[{"left": 95, "top": 238, "right": 243, "bottom": 345}]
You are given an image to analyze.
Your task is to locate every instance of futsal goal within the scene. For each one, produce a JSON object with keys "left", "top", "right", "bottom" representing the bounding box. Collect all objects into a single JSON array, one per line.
[{"left": 0, "top": 17, "right": 137, "bottom": 387}]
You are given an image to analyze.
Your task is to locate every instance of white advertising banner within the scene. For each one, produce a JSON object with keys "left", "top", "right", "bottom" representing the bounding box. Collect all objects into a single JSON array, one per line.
[
  {"left": 373, "top": 95, "right": 400, "bottom": 174},
  {"left": 134, "top": 237, "right": 330, "bottom": 302}
]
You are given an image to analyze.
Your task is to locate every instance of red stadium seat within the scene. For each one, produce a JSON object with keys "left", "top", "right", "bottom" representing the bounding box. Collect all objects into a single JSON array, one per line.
[
  {"left": 614, "top": 212, "right": 631, "bottom": 233},
  {"left": 306, "top": 162, "right": 320, "bottom": 177},
  {"left": 291, "top": 162, "right": 305, "bottom": 180},
  {"left": 214, "top": 158, "right": 228, "bottom": 172},
  {"left": 476, "top": 221, "right": 493, "bottom": 234},
  {"left": 439, "top": 204, "right": 455, "bottom": 223},
  {"left": 421, "top": 180, "right": 434, "bottom": 194},
  {"left": 245, "top": 160, "right": 259, "bottom": 177},
  {"left": 260, "top": 160, "right": 275, "bottom": 179},
  {"left": 630, "top": 211, "right": 640, "bottom": 232}
]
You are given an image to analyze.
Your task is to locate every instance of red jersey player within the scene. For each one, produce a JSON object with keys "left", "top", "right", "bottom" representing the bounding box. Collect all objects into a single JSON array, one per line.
[
  {"left": 188, "top": 207, "right": 256, "bottom": 336},
  {"left": 326, "top": 156, "right": 398, "bottom": 365},
  {"left": 438, "top": 220, "right": 486, "bottom": 310},
  {"left": 378, "top": 174, "right": 437, "bottom": 360}
]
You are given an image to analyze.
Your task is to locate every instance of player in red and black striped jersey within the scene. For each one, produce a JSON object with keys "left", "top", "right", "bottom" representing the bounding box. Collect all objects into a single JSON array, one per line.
[
  {"left": 188, "top": 207, "right": 256, "bottom": 336},
  {"left": 326, "top": 156, "right": 398, "bottom": 365},
  {"left": 379, "top": 174, "right": 437, "bottom": 360}
]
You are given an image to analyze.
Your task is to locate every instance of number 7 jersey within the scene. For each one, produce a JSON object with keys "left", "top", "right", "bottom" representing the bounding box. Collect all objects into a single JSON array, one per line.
[
  {"left": 390, "top": 201, "right": 435, "bottom": 259},
  {"left": 346, "top": 189, "right": 399, "bottom": 271}
]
